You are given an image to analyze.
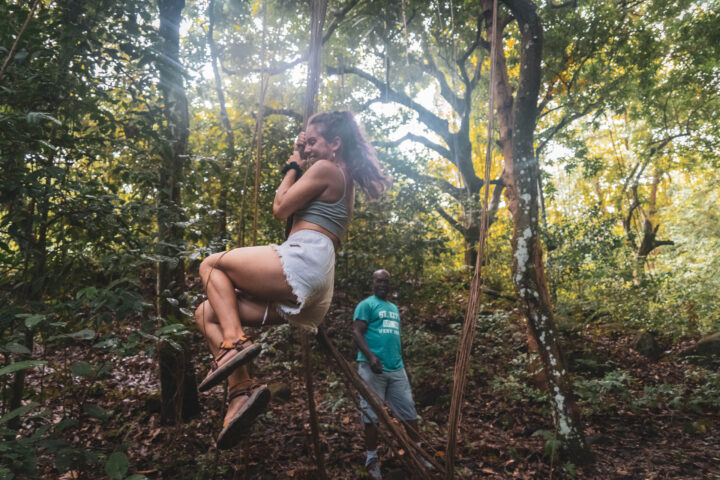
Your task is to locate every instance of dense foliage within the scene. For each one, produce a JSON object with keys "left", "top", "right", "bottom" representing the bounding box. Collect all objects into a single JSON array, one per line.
[{"left": 1, "top": 0, "right": 718, "bottom": 478}]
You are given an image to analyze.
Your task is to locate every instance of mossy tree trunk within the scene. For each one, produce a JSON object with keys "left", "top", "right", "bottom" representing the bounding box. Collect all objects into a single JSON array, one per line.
[{"left": 490, "top": 0, "right": 592, "bottom": 464}]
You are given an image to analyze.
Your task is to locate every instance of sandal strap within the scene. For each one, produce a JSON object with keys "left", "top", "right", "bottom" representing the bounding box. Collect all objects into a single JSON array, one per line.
[
  {"left": 212, "top": 335, "right": 254, "bottom": 367},
  {"left": 219, "top": 335, "right": 253, "bottom": 351},
  {"left": 227, "top": 383, "right": 262, "bottom": 401}
]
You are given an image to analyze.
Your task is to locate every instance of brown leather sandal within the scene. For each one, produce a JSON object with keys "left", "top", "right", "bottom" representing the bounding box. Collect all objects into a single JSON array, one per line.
[
  {"left": 216, "top": 384, "right": 270, "bottom": 450},
  {"left": 198, "top": 336, "right": 261, "bottom": 392}
]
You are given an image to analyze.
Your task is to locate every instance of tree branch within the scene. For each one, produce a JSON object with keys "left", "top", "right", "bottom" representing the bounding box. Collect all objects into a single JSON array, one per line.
[
  {"left": 482, "top": 287, "right": 516, "bottom": 301},
  {"left": 417, "top": 173, "right": 465, "bottom": 202},
  {"left": 322, "top": 0, "right": 361, "bottom": 44},
  {"left": 436, "top": 205, "right": 466, "bottom": 236},
  {"left": 418, "top": 35, "right": 465, "bottom": 115},
  {"left": 488, "top": 175, "right": 506, "bottom": 225},
  {"left": 223, "top": 0, "right": 359, "bottom": 77},
  {"left": 377, "top": 132, "right": 452, "bottom": 162},
  {"left": 458, "top": 12, "right": 485, "bottom": 66},
  {"left": 263, "top": 106, "right": 303, "bottom": 123},
  {"left": 327, "top": 64, "right": 452, "bottom": 144},
  {"left": 536, "top": 104, "right": 597, "bottom": 157},
  {"left": 0, "top": 0, "right": 42, "bottom": 84}
]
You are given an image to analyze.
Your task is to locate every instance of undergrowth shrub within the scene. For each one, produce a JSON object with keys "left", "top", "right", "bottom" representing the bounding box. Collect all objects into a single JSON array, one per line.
[
  {"left": 546, "top": 208, "right": 716, "bottom": 338},
  {"left": 629, "top": 370, "right": 720, "bottom": 414},
  {"left": 679, "top": 370, "right": 720, "bottom": 411},
  {"left": 403, "top": 322, "right": 460, "bottom": 394},
  {"left": 489, "top": 353, "right": 549, "bottom": 407},
  {"left": 573, "top": 370, "right": 637, "bottom": 414}
]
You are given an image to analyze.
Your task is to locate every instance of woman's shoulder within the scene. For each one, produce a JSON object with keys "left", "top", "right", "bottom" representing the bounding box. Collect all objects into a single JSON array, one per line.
[
  {"left": 308, "top": 159, "right": 337, "bottom": 171},
  {"left": 307, "top": 160, "right": 344, "bottom": 180}
]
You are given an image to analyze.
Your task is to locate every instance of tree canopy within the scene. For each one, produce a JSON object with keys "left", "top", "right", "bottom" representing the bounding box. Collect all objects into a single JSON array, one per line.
[{"left": 1, "top": 0, "right": 719, "bottom": 478}]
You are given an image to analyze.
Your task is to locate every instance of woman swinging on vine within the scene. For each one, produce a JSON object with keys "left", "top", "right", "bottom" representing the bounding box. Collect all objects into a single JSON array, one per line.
[{"left": 195, "top": 111, "right": 389, "bottom": 449}]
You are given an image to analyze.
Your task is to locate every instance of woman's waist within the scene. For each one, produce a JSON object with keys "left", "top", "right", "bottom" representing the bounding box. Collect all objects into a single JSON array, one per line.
[
  {"left": 289, "top": 220, "right": 340, "bottom": 250},
  {"left": 294, "top": 208, "right": 349, "bottom": 238}
]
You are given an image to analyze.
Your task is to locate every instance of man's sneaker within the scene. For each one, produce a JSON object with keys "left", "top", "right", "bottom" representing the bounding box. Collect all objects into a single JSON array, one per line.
[{"left": 365, "top": 456, "right": 382, "bottom": 479}]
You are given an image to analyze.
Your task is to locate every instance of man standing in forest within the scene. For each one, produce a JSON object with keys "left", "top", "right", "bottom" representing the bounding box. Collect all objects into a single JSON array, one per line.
[{"left": 353, "top": 269, "right": 429, "bottom": 479}]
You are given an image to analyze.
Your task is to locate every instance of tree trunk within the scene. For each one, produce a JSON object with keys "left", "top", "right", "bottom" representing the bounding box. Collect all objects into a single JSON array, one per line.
[
  {"left": 493, "top": 0, "right": 592, "bottom": 463},
  {"left": 8, "top": 164, "right": 52, "bottom": 430},
  {"left": 637, "top": 172, "right": 674, "bottom": 259},
  {"left": 156, "top": 0, "right": 199, "bottom": 424},
  {"left": 208, "top": 0, "right": 236, "bottom": 246}
]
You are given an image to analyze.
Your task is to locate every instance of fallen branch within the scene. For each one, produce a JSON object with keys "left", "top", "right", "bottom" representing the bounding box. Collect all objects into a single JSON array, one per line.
[{"left": 316, "top": 327, "right": 442, "bottom": 479}]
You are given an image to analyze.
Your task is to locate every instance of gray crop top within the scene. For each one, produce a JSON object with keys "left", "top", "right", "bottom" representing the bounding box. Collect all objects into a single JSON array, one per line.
[{"left": 295, "top": 167, "right": 351, "bottom": 238}]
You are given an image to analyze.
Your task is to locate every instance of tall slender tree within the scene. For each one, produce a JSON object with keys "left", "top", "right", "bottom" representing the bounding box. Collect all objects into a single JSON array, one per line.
[
  {"left": 491, "top": 0, "right": 590, "bottom": 462},
  {"left": 156, "top": 0, "right": 200, "bottom": 423}
]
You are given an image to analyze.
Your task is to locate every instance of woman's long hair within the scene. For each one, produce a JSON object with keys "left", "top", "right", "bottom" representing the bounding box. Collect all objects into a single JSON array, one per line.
[{"left": 309, "top": 111, "right": 390, "bottom": 198}]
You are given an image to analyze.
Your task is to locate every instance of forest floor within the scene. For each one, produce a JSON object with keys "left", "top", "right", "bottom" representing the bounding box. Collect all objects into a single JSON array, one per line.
[{"left": 26, "top": 292, "right": 720, "bottom": 480}]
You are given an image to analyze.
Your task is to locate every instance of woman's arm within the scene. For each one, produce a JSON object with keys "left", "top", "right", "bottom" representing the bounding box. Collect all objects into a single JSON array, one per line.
[{"left": 273, "top": 159, "right": 338, "bottom": 220}]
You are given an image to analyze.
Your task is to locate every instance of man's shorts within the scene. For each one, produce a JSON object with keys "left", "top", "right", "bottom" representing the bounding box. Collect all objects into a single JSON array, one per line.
[{"left": 357, "top": 362, "right": 419, "bottom": 424}]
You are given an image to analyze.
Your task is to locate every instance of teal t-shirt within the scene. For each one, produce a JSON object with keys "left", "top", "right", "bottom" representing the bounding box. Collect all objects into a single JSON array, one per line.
[{"left": 353, "top": 295, "right": 404, "bottom": 371}]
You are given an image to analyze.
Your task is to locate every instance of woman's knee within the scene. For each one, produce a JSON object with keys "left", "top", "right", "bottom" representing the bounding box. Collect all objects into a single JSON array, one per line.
[
  {"left": 199, "top": 253, "right": 223, "bottom": 283},
  {"left": 194, "top": 300, "right": 215, "bottom": 329}
]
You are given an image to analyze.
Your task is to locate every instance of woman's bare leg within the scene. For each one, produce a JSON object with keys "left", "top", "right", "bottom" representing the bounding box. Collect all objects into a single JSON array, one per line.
[
  {"left": 194, "top": 296, "right": 285, "bottom": 360},
  {"left": 195, "top": 297, "right": 284, "bottom": 423},
  {"left": 199, "top": 246, "right": 294, "bottom": 344}
]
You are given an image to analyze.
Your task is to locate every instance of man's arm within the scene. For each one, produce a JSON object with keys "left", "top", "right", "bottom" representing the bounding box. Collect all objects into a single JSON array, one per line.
[{"left": 353, "top": 320, "right": 383, "bottom": 374}]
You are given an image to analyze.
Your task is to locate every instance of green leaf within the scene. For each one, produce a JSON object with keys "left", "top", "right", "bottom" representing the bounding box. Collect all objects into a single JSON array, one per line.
[
  {"left": 76, "top": 287, "right": 99, "bottom": 300},
  {"left": 105, "top": 452, "right": 129, "bottom": 480},
  {"left": 26, "top": 111, "right": 62, "bottom": 126},
  {"left": 54, "top": 447, "right": 96, "bottom": 472},
  {"left": 47, "top": 329, "right": 96, "bottom": 343},
  {"left": 70, "top": 361, "right": 92, "bottom": 377},
  {"left": 179, "top": 307, "right": 194, "bottom": 318},
  {"left": 93, "top": 338, "right": 120, "bottom": 349},
  {"left": 163, "top": 338, "right": 182, "bottom": 352},
  {"left": 53, "top": 418, "right": 78, "bottom": 433},
  {"left": 140, "top": 253, "right": 173, "bottom": 263},
  {"left": 125, "top": 476, "right": 148, "bottom": 480},
  {"left": 532, "top": 429, "right": 555, "bottom": 440},
  {"left": 83, "top": 403, "right": 109, "bottom": 421},
  {"left": 0, "top": 360, "right": 46, "bottom": 376},
  {"left": 2, "top": 342, "right": 32, "bottom": 355},
  {"left": 136, "top": 331, "right": 158, "bottom": 342},
  {"left": 38, "top": 140, "right": 58, "bottom": 151},
  {"left": 23, "top": 314, "right": 46, "bottom": 329},
  {"left": 0, "top": 402, "right": 40, "bottom": 426},
  {"left": 14, "top": 49, "right": 28, "bottom": 62},
  {"left": 155, "top": 324, "right": 185, "bottom": 335},
  {"left": 0, "top": 466, "right": 14, "bottom": 480},
  {"left": 68, "top": 329, "right": 95, "bottom": 340}
]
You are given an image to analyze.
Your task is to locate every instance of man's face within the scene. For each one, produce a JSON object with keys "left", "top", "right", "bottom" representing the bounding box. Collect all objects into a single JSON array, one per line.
[{"left": 372, "top": 271, "right": 390, "bottom": 300}]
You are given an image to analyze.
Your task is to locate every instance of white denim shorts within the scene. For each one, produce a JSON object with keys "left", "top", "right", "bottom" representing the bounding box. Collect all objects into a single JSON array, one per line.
[{"left": 271, "top": 230, "right": 335, "bottom": 333}]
